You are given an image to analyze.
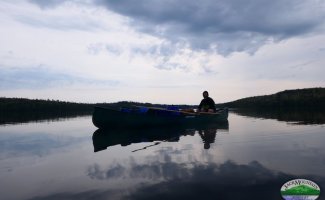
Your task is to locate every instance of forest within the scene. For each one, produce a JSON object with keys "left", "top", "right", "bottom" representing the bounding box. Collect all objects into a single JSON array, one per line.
[{"left": 219, "top": 88, "right": 325, "bottom": 109}]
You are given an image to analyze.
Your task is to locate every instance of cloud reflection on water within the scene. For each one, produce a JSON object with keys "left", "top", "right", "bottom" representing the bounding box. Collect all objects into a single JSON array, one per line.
[{"left": 29, "top": 160, "right": 325, "bottom": 200}]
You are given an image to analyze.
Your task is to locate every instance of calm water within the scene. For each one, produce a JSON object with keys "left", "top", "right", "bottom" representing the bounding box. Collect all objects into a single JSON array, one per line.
[{"left": 0, "top": 111, "right": 324, "bottom": 200}]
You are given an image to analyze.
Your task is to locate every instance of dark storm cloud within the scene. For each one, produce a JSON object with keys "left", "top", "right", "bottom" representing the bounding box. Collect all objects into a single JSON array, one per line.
[
  {"left": 27, "top": 0, "right": 325, "bottom": 55},
  {"left": 95, "top": 0, "right": 325, "bottom": 55}
]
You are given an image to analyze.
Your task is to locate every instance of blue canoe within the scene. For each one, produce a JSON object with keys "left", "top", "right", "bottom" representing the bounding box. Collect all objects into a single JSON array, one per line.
[{"left": 92, "top": 106, "right": 228, "bottom": 129}]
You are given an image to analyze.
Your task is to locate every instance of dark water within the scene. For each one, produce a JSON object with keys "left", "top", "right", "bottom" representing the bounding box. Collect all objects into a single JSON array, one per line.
[{"left": 0, "top": 111, "right": 324, "bottom": 200}]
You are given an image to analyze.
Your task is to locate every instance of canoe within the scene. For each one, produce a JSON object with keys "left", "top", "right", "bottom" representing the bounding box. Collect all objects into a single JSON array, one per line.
[{"left": 92, "top": 106, "right": 228, "bottom": 129}]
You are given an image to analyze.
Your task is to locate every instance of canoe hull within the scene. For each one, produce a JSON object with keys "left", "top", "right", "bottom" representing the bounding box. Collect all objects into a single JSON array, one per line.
[{"left": 92, "top": 107, "right": 228, "bottom": 129}]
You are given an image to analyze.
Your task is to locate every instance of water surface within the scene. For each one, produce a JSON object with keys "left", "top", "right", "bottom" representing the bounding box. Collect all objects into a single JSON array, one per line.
[{"left": 0, "top": 111, "right": 324, "bottom": 200}]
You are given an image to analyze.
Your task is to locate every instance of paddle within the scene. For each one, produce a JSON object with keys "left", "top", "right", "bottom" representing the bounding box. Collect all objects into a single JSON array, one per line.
[
  {"left": 132, "top": 135, "right": 180, "bottom": 152},
  {"left": 197, "top": 109, "right": 225, "bottom": 115},
  {"left": 132, "top": 142, "right": 161, "bottom": 152}
]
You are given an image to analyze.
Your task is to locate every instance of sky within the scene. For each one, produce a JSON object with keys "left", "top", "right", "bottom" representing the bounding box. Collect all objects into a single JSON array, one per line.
[{"left": 0, "top": 0, "right": 325, "bottom": 104}]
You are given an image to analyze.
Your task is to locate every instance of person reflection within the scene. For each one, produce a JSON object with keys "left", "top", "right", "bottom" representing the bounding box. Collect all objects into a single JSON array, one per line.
[{"left": 198, "top": 129, "right": 217, "bottom": 149}]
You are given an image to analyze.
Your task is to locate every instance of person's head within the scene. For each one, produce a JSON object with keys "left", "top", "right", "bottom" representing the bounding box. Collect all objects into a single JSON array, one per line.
[{"left": 203, "top": 91, "right": 209, "bottom": 99}]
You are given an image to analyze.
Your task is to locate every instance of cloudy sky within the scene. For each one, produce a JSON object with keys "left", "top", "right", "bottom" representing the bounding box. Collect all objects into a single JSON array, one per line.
[{"left": 1, "top": 0, "right": 325, "bottom": 104}]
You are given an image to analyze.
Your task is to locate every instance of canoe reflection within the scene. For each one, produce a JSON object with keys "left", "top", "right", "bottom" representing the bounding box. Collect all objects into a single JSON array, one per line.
[{"left": 92, "top": 122, "right": 229, "bottom": 152}]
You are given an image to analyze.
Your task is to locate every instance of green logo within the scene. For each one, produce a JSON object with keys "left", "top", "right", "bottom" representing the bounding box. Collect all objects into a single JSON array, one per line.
[{"left": 281, "top": 179, "right": 320, "bottom": 200}]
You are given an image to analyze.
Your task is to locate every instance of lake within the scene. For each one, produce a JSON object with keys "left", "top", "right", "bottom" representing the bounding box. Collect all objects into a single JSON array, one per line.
[{"left": 0, "top": 111, "right": 324, "bottom": 200}]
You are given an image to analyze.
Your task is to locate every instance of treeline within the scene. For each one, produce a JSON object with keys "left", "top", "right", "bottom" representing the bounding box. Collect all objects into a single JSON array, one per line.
[
  {"left": 0, "top": 98, "right": 194, "bottom": 113},
  {"left": 219, "top": 88, "right": 325, "bottom": 109},
  {"left": 0, "top": 98, "right": 194, "bottom": 124},
  {"left": 232, "top": 108, "right": 325, "bottom": 125},
  {"left": 96, "top": 101, "right": 195, "bottom": 110},
  {"left": 0, "top": 98, "right": 94, "bottom": 124},
  {"left": 0, "top": 98, "right": 93, "bottom": 113}
]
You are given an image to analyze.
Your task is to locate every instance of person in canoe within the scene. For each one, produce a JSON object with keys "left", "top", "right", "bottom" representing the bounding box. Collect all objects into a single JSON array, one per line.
[{"left": 198, "top": 91, "right": 216, "bottom": 113}]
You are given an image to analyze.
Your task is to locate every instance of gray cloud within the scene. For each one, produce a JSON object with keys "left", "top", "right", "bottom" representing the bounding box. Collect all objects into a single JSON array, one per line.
[
  {"left": 29, "top": 0, "right": 70, "bottom": 9},
  {"left": 87, "top": 43, "right": 122, "bottom": 55},
  {"left": 131, "top": 41, "right": 190, "bottom": 70},
  {"left": 14, "top": 1, "right": 105, "bottom": 31},
  {"left": 0, "top": 66, "right": 119, "bottom": 89},
  {"left": 95, "top": 0, "right": 325, "bottom": 56},
  {"left": 26, "top": 0, "right": 325, "bottom": 56},
  {"left": 14, "top": 14, "right": 103, "bottom": 32}
]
